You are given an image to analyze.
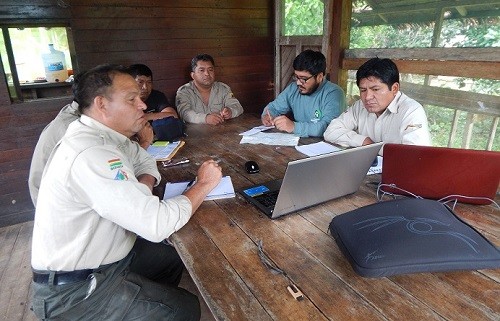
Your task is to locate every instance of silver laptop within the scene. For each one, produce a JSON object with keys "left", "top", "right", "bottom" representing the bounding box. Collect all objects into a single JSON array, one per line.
[{"left": 240, "top": 142, "right": 383, "bottom": 219}]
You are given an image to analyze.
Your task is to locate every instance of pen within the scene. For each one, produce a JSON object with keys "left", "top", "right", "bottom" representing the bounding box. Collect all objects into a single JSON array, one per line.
[
  {"left": 162, "top": 159, "right": 190, "bottom": 167},
  {"left": 266, "top": 108, "right": 274, "bottom": 125},
  {"left": 183, "top": 178, "right": 196, "bottom": 193}
]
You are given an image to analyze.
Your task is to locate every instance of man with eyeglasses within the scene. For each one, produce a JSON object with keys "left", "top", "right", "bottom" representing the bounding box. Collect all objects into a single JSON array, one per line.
[
  {"left": 176, "top": 54, "right": 243, "bottom": 125},
  {"left": 324, "top": 58, "right": 431, "bottom": 154},
  {"left": 261, "top": 50, "right": 345, "bottom": 137}
]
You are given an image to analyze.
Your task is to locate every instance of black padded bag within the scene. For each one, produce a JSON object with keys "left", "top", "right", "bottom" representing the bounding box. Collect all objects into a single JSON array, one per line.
[
  {"left": 329, "top": 198, "right": 500, "bottom": 277},
  {"left": 152, "top": 117, "right": 185, "bottom": 142}
]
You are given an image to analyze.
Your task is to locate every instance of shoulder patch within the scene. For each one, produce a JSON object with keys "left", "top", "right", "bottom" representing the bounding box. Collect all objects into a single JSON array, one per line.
[
  {"left": 114, "top": 169, "right": 129, "bottom": 181},
  {"left": 108, "top": 158, "right": 123, "bottom": 170}
]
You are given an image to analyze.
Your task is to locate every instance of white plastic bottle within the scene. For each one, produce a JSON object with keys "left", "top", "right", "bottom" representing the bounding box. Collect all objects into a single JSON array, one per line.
[{"left": 41, "top": 44, "right": 68, "bottom": 82}]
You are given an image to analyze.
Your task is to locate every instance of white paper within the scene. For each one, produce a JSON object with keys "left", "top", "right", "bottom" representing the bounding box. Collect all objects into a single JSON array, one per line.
[
  {"left": 163, "top": 176, "right": 235, "bottom": 201},
  {"left": 367, "top": 156, "right": 383, "bottom": 175},
  {"left": 239, "top": 125, "right": 275, "bottom": 136},
  {"left": 240, "top": 132, "right": 299, "bottom": 146},
  {"left": 295, "top": 141, "right": 342, "bottom": 157}
]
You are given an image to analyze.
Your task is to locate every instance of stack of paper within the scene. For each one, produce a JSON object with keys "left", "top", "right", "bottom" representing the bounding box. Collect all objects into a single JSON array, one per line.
[
  {"left": 295, "top": 141, "right": 342, "bottom": 156},
  {"left": 163, "top": 176, "right": 235, "bottom": 201},
  {"left": 147, "top": 140, "right": 185, "bottom": 161}
]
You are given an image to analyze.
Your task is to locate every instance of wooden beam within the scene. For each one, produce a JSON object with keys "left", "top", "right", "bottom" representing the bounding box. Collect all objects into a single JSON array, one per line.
[
  {"left": 329, "top": 0, "right": 352, "bottom": 86},
  {"left": 344, "top": 47, "right": 499, "bottom": 62},
  {"left": 342, "top": 58, "right": 500, "bottom": 80}
]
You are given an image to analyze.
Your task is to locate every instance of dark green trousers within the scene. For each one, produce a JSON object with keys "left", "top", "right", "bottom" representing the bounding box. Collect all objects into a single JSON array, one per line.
[{"left": 31, "top": 242, "right": 200, "bottom": 320}]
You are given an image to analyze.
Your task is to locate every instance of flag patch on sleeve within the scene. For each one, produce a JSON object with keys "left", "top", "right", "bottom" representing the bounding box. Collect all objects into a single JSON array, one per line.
[{"left": 108, "top": 158, "right": 123, "bottom": 170}]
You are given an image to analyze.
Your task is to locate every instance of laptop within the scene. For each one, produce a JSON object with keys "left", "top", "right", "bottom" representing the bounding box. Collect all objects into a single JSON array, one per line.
[
  {"left": 381, "top": 144, "right": 500, "bottom": 205},
  {"left": 240, "top": 142, "right": 383, "bottom": 219}
]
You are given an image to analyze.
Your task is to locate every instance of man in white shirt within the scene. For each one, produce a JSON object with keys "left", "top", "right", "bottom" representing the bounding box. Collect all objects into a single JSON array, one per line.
[
  {"left": 324, "top": 58, "right": 431, "bottom": 153},
  {"left": 31, "top": 64, "right": 222, "bottom": 320}
]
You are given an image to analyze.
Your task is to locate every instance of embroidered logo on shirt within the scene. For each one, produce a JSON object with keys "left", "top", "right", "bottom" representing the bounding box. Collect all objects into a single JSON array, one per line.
[
  {"left": 114, "top": 169, "right": 129, "bottom": 181},
  {"left": 108, "top": 158, "right": 123, "bottom": 170},
  {"left": 311, "top": 109, "right": 322, "bottom": 123}
]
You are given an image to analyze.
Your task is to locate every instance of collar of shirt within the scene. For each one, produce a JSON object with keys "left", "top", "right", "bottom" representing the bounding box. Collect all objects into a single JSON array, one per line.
[
  {"left": 78, "top": 114, "right": 131, "bottom": 147},
  {"left": 386, "top": 91, "right": 403, "bottom": 114}
]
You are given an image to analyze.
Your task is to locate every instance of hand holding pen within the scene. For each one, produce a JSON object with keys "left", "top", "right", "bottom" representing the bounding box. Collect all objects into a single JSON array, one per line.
[
  {"left": 262, "top": 108, "right": 275, "bottom": 126},
  {"left": 220, "top": 107, "right": 232, "bottom": 120}
]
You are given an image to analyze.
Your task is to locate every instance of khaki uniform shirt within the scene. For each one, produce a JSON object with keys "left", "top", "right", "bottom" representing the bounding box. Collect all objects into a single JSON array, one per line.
[
  {"left": 28, "top": 101, "right": 80, "bottom": 206},
  {"left": 32, "top": 115, "right": 192, "bottom": 271},
  {"left": 175, "top": 81, "right": 243, "bottom": 123}
]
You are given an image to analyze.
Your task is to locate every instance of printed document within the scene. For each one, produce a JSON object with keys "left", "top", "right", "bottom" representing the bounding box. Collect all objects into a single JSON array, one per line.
[{"left": 240, "top": 132, "right": 299, "bottom": 146}]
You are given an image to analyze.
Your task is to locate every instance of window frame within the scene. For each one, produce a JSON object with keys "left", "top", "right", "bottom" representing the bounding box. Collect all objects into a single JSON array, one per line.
[{"left": 0, "top": 22, "right": 76, "bottom": 103}]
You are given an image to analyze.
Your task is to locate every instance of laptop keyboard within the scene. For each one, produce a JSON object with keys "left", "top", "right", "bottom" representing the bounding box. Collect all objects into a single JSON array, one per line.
[{"left": 254, "top": 191, "right": 279, "bottom": 208}]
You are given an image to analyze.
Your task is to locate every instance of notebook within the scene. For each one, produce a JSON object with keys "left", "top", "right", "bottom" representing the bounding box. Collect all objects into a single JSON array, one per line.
[
  {"left": 240, "top": 142, "right": 383, "bottom": 219},
  {"left": 381, "top": 144, "right": 500, "bottom": 205}
]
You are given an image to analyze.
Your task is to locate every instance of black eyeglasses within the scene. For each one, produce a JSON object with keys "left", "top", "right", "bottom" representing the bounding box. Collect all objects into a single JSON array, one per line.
[{"left": 292, "top": 74, "right": 317, "bottom": 84}]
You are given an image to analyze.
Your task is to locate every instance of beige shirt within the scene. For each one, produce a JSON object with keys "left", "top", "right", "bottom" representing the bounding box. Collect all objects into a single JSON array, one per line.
[
  {"left": 175, "top": 81, "right": 243, "bottom": 123},
  {"left": 324, "top": 92, "right": 431, "bottom": 154},
  {"left": 28, "top": 101, "right": 80, "bottom": 206},
  {"left": 32, "top": 115, "right": 192, "bottom": 271}
]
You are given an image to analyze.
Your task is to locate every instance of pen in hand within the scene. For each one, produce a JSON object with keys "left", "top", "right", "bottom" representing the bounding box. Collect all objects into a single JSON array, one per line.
[
  {"left": 266, "top": 108, "right": 274, "bottom": 126},
  {"left": 183, "top": 178, "right": 197, "bottom": 193}
]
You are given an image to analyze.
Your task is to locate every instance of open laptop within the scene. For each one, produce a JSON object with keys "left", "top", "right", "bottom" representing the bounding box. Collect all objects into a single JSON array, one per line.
[
  {"left": 381, "top": 144, "right": 500, "bottom": 205},
  {"left": 240, "top": 142, "right": 383, "bottom": 219}
]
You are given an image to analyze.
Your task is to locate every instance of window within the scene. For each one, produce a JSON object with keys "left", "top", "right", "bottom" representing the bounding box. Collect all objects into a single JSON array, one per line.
[
  {"left": 0, "top": 26, "right": 74, "bottom": 102},
  {"left": 283, "top": 0, "right": 324, "bottom": 36}
]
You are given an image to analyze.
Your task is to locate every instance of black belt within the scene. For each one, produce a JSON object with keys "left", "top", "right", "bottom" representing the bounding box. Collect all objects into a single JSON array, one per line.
[{"left": 32, "top": 269, "right": 93, "bottom": 285}]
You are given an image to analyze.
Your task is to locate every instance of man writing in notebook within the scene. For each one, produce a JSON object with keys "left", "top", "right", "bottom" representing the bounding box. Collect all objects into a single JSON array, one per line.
[
  {"left": 31, "top": 64, "right": 222, "bottom": 320},
  {"left": 261, "top": 50, "right": 345, "bottom": 137},
  {"left": 324, "top": 58, "right": 431, "bottom": 152}
]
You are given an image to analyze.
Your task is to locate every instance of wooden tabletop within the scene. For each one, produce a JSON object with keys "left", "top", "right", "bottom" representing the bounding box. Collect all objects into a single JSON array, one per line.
[{"left": 157, "top": 114, "right": 500, "bottom": 321}]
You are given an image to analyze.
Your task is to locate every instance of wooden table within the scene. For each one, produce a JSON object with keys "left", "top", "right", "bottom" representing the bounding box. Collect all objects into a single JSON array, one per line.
[{"left": 157, "top": 114, "right": 500, "bottom": 321}]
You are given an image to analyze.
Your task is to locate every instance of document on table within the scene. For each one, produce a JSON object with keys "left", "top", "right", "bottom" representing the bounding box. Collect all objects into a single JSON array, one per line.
[
  {"left": 163, "top": 176, "right": 235, "bottom": 201},
  {"left": 239, "top": 125, "right": 275, "bottom": 136},
  {"left": 367, "top": 156, "right": 383, "bottom": 175},
  {"left": 240, "top": 132, "right": 299, "bottom": 146},
  {"left": 295, "top": 141, "right": 342, "bottom": 156}
]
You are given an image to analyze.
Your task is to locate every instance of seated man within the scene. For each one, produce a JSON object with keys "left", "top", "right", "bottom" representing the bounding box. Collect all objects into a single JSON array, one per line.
[
  {"left": 28, "top": 100, "right": 153, "bottom": 206},
  {"left": 324, "top": 58, "right": 431, "bottom": 152},
  {"left": 261, "top": 50, "right": 345, "bottom": 137},
  {"left": 128, "top": 63, "right": 178, "bottom": 120},
  {"left": 31, "top": 64, "right": 222, "bottom": 320},
  {"left": 176, "top": 54, "right": 243, "bottom": 125}
]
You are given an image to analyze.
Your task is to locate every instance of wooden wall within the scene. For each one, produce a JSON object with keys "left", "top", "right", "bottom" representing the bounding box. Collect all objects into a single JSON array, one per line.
[{"left": 0, "top": 0, "right": 275, "bottom": 227}]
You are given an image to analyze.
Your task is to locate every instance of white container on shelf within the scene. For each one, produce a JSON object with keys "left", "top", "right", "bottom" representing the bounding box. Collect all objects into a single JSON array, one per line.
[{"left": 41, "top": 44, "right": 68, "bottom": 82}]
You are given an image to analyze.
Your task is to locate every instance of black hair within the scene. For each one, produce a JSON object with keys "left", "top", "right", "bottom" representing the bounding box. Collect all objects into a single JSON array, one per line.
[
  {"left": 128, "top": 63, "right": 153, "bottom": 79},
  {"left": 191, "top": 54, "right": 215, "bottom": 72},
  {"left": 72, "top": 64, "right": 129, "bottom": 114},
  {"left": 356, "top": 58, "right": 399, "bottom": 88},
  {"left": 292, "top": 50, "right": 326, "bottom": 76}
]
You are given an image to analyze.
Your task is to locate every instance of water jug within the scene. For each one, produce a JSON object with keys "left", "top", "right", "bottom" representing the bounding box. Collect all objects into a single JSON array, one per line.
[{"left": 41, "top": 44, "right": 68, "bottom": 82}]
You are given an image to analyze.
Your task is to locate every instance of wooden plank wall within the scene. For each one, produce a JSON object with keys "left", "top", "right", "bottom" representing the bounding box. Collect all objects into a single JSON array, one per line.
[{"left": 0, "top": 0, "right": 275, "bottom": 227}]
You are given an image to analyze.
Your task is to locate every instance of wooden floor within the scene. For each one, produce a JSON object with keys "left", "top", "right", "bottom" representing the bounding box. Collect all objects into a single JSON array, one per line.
[{"left": 0, "top": 221, "right": 215, "bottom": 321}]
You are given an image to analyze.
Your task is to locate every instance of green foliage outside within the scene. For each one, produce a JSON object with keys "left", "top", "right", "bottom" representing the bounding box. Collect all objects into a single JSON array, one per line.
[
  {"left": 283, "top": 0, "right": 324, "bottom": 36},
  {"left": 284, "top": 0, "right": 499, "bottom": 150}
]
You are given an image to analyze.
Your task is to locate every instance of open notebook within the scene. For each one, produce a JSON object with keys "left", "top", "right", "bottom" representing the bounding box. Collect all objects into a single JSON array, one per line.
[{"left": 163, "top": 176, "right": 235, "bottom": 201}]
